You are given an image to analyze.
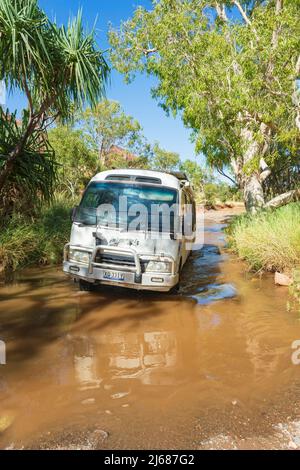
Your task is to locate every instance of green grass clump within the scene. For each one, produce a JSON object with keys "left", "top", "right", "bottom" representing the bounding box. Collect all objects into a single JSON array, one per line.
[
  {"left": 227, "top": 203, "right": 300, "bottom": 273},
  {"left": 0, "top": 194, "right": 74, "bottom": 272}
]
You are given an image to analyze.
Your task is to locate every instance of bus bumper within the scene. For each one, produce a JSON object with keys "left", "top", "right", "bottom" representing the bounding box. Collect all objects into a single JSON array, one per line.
[{"left": 63, "top": 244, "right": 179, "bottom": 292}]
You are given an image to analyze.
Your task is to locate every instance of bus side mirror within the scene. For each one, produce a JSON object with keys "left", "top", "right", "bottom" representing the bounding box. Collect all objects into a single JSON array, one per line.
[{"left": 71, "top": 206, "right": 78, "bottom": 222}]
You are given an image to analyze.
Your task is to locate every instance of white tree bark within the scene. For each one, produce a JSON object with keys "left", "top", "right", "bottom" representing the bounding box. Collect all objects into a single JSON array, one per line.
[
  {"left": 294, "top": 55, "right": 300, "bottom": 132},
  {"left": 239, "top": 125, "right": 267, "bottom": 213},
  {"left": 259, "top": 158, "right": 271, "bottom": 182},
  {"left": 215, "top": 2, "right": 228, "bottom": 22},
  {"left": 243, "top": 173, "right": 265, "bottom": 213}
]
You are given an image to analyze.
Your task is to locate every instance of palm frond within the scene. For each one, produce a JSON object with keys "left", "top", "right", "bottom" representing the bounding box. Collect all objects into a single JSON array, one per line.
[
  {"left": 0, "top": 1, "right": 109, "bottom": 114},
  {"left": 0, "top": 0, "right": 51, "bottom": 91},
  {"left": 0, "top": 1, "right": 109, "bottom": 207},
  {"left": 54, "top": 10, "right": 110, "bottom": 111}
]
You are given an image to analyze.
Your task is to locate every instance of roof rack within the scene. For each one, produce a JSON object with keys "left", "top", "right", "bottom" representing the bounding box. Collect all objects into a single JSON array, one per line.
[
  {"left": 166, "top": 171, "right": 189, "bottom": 181},
  {"left": 166, "top": 171, "right": 192, "bottom": 189},
  {"left": 105, "top": 174, "right": 162, "bottom": 184}
]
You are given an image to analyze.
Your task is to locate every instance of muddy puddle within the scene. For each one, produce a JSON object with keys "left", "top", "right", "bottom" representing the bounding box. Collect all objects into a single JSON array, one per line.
[{"left": 0, "top": 210, "right": 300, "bottom": 449}]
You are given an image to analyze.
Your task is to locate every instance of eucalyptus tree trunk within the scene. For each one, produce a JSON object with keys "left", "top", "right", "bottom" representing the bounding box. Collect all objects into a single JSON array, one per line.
[
  {"left": 99, "top": 148, "right": 106, "bottom": 167},
  {"left": 242, "top": 173, "right": 265, "bottom": 213},
  {"left": 237, "top": 125, "right": 267, "bottom": 213}
]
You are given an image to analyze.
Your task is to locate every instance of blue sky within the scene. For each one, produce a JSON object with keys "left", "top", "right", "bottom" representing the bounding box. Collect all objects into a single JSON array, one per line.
[{"left": 6, "top": 0, "right": 202, "bottom": 165}]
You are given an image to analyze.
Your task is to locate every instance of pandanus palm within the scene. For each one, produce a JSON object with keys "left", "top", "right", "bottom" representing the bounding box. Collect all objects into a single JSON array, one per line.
[
  {"left": 0, "top": 109, "right": 56, "bottom": 217},
  {"left": 0, "top": 0, "right": 109, "bottom": 204}
]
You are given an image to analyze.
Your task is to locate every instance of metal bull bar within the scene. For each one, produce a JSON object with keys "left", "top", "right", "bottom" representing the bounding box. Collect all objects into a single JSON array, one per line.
[
  {"left": 88, "top": 245, "right": 176, "bottom": 278},
  {"left": 88, "top": 245, "right": 142, "bottom": 277}
]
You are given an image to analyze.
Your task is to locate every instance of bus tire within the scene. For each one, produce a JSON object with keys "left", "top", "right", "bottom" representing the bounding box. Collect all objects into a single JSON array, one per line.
[{"left": 169, "top": 259, "right": 182, "bottom": 294}]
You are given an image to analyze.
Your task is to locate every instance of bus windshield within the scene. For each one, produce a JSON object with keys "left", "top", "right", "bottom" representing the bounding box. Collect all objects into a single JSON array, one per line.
[{"left": 75, "top": 182, "right": 179, "bottom": 232}]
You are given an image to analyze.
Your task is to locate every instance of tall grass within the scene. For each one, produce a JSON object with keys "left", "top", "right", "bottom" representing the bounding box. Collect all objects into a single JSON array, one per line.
[
  {"left": 0, "top": 193, "right": 74, "bottom": 272},
  {"left": 227, "top": 203, "right": 300, "bottom": 273}
]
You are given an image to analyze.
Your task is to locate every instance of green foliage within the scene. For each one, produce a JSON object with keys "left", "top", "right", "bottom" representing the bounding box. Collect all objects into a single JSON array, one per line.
[
  {"left": 179, "top": 159, "right": 206, "bottom": 191},
  {"left": 81, "top": 100, "right": 146, "bottom": 166},
  {"left": 48, "top": 125, "right": 97, "bottom": 196},
  {"left": 151, "top": 142, "right": 180, "bottom": 172},
  {"left": 0, "top": 215, "right": 40, "bottom": 271},
  {"left": 263, "top": 149, "right": 300, "bottom": 200},
  {"left": 39, "top": 194, "right": 75, "bottom": 264},
  {"left": 227, "top": 203, "right": 300, "bottom": 272},
  {"left": 107, "top": 152, "right": 150, "bottom": 170},
  {"left": 0, "top": 193, "right": 74, "bottom": 272},
  {"left": 0, "top": 108, "right": 57, "bottom": 215},
  {"left": 204, "top": 182, "right": 242, "bottom": 206},
  {"left": 0, "top": 0, "right": 109, "bottom": 117},
  {"left": 109, "top": 0, "right": 300, "bottom": 209},
  {"left": 0, "top": 0, "right": 109, "bottom": 207},
  {"left": 203, "top": 183, "right": 220, "bottom": 207}
]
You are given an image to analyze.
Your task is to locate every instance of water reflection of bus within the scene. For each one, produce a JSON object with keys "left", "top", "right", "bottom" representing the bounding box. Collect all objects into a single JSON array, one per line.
[{"left": 70, "top": 330, "right": 178, "bottom": 391}]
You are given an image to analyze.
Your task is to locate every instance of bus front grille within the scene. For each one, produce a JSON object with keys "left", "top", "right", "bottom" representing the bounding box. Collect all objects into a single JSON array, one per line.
[{"left": 95, "top": 253, "right": 148, "bottom": 272}]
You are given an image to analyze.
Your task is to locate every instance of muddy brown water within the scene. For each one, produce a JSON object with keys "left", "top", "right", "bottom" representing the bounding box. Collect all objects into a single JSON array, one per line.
[{"left": 0, "top": 210, "right": 300, "bottom": 449}]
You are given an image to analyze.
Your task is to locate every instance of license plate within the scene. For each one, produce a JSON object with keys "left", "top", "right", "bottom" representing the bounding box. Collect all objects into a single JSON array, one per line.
[{"left": 103, "top": 270, "right": 125, "bottom": 281}]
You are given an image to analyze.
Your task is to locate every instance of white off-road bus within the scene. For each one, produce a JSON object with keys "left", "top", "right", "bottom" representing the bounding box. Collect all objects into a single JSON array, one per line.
[{"left": 63, "top": 169, "right": 196, "bottom": 292}]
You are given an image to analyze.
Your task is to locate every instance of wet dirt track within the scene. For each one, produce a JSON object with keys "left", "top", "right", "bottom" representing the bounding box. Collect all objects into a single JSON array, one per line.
[{"left": 0, "top": 209, "right": 300, "bottom": 450}]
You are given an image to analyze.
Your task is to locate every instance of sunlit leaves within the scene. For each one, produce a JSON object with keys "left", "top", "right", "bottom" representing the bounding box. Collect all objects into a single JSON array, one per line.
[
  {"left": 151, "top": 143, "right": 180, "bottom": 171},
  {"left": 81, "top": 100, "right": 145, "bottom": 165}
]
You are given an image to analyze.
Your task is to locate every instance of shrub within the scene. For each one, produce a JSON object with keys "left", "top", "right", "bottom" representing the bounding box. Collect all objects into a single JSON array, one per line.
[
  {"left": 0, "top": 193, "right": 74, "bottom": 272},
  {"left": 227, "top": 203, "right": 300, "bottom": 273}
]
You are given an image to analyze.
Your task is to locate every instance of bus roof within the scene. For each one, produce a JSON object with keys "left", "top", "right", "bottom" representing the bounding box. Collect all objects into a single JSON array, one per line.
[{"left": 91, "top": 169, "right": 189, "bottom": 190}]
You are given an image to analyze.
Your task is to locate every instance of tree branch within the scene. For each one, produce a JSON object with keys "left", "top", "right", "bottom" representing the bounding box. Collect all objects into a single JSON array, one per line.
[
  {"left": 143, "top": 47, "right": 158, "bottom": 56},
  {"left": 294, "top": 54, "right": 300, "bottom": 132},
  {"left": 259, "top": 158, "right": 271, "bottom": 182},
  {"left": 265, "top": 189, "right": 300, "bottom": 209},
  {"left": 124, "top": 46, "right": 158, "bottom": 56},
  {"left": 216, "top": 166, "right": 238, "bottom": 186},
  {"left": 275, "top": 0, "right": 283, "bottom": 15},
  {"left": 233, "top": 0, "right": 252, "bottom": 26},
  {"left": 22, "top": 78, "right": 34, "bottom": 118},
  {"left": 266, "top": 0, "right": 283, "bottom": 79},
  {"left": 215, "top": 2, "right": 228, "bottom": 22},
  {"left": 296, "top": 54, "right": 300, "bottom": 75},
  {"left": 233, "top": 0, "right": 259, "bottom": 40}
]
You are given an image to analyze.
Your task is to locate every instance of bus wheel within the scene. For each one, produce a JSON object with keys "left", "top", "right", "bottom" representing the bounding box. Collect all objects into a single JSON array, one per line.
[
  {"left": 79, "top": 280, "right": 95, "bottom": 292},
  {"left": 170, "top": 259, "right": 182, "bottom": 294},
  {"left": 178, "top": 258, "right": 183, "bottom": 280}
]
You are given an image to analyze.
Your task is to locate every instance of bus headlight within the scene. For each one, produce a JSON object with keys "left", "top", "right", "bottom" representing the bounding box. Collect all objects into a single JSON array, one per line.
[
  {"left": 68, "top": 249, "right": 91, "bottom": 265},
  {"left": 145, "top": 261, "right": 172, "bottom": 273}
]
